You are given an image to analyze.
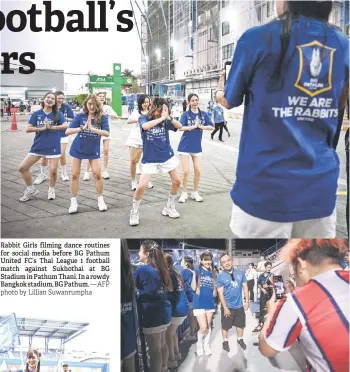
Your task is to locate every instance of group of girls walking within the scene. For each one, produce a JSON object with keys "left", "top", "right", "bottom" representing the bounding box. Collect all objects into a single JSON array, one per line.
[
  {"left": 129, "top": 93, "right": 214, "bottom": 226},
  {"left": 121, "top": 239, "right": 219, "bottom": 372}
]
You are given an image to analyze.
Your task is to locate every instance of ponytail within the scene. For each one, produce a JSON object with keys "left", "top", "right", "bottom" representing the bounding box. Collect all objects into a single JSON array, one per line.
[{"left": 141, "top": 240, "right": 172, "bottom": 291}]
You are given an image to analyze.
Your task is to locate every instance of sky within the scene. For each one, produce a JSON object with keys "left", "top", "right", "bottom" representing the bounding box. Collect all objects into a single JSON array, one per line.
[{"left": 1, "top": 0, "right": 142, "bottom": 76}]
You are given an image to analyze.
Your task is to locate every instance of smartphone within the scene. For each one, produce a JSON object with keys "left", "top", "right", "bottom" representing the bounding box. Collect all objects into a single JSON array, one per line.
[
  {"left": 273, "top": 275, "right": 285, "bottom": 299},
  {"left": 224, "top": 61, "right": 232, "bottom": 83}
]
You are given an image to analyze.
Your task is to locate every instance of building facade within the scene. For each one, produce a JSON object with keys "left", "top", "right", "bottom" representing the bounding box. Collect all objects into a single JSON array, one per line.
[
  {"left": 0, "top": 66, "right": 64, "bottom": 102},
  {"left": 141, "top": 0, "right": 348, "bottom": 108}
]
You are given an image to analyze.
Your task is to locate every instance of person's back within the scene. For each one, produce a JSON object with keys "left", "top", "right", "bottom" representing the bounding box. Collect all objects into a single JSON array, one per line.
[
  {"left": 265, "top": 268, "right": 349, "bottom": 372},
  {"left": 226, "top": 11, "right": 349, "bottom": 223}
]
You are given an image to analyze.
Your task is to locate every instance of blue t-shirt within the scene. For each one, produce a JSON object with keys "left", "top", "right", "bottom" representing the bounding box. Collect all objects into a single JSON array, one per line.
[
  {"left": 224, "top": 16, "right": 349, "bottom": 222},
  {"left": 167, "top": 271, "right": 190, "bottom": 318},
  {"left": 129, "top": 101, "right": 134, "bottom": 110},
  {"left": 217, "top": 269, "right": 247, "bottom": 309},
  {"left": 121, "top": 301, "right": 137, "bottom": 359},
  {"left": 59, "top": 103, "right": 74, "bottom": 138},
  {"left": 192, "top": 267, "right": 215, "bottom": 310},
  {"left": 139, "top": 115, "right": 178, "bottom": 163},
  {"left": 69, "top": 113, "right": 109, "bottom": 160},
  {"left": 28, "top": 109, "right": 66, "bottom": 156},
  {"left": 178, "top": 111, "right": 213, "bottom": 153},
  {"left": 181, "top": 268, "right": 195, "bottom": 303},
  {"left": 213, "top": 106, "right": 225, "bottom": 123},
  {"left": 133, "top": 264, "right": 172, "bottom": 328}
]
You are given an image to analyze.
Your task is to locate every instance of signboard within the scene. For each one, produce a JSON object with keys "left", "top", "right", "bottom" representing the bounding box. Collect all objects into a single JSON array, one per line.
[{"left": 89, "top": 75, "right": 114, "bottom": 84}]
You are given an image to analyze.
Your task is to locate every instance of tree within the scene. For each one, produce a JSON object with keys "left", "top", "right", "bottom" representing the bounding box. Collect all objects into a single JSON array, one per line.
[
  {"left": 121, "top": 69, "right": 135, "bottom": 78},
  {"left": 74, "top": 94, "right": 88, "bottom": 106}
]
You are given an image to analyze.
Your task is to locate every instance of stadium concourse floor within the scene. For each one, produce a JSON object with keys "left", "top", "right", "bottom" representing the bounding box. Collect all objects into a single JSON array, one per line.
[{"left": 177, "top": 308, "right": 304, "bottom": 372}]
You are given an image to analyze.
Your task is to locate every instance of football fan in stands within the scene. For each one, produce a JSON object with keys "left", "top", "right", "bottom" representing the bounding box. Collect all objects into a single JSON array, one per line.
[{"left": 259, "top": 239, "right": 349, "bottom": 372}]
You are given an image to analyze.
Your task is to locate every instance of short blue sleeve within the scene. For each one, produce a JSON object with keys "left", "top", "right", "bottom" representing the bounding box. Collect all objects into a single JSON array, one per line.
[
  {"left": 139, "top": 115, "right": 149, "bottom": 130},
  {"left": 180, "top": 112, "right": 188, "bottom": 126},
  {"left": 57, "top": 111, "right": 66, "bottom": 124},
  {"left": 70, "top": 114, "right": 82, "bottom": 128},
  {"left": 203, "top": 112, "right": 213, "bottom": 126},
  {"left": 224, "top": 31, "right": 256, "bottom": 107},
  {"left": 101, "top": 115, "right": 110, "bottom": 132},
  {"left": 67, "top": 105, "right": 75, "bottom": 119},
  {"left": 181, "top": 269, "right": 191, "bottom": 282},
  {"left": 257, "top": 274, "right": 263, "bottom": 286},
  {"left": 28, "top": 111, "right": 38, "bottom": 125},
  {"left": 216, "top": 273, "right": 224, "bottom": 288}
]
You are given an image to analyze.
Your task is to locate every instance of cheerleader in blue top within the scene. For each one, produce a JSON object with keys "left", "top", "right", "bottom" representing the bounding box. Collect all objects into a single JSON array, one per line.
[
  {"left": 180, "top": 256, "right": 197, "bottom": 340},
  {"left": 129, "top": 98, "right": 183, "bottom": 226},
  {"left": 216, "top": 0, "right": 349, "bottom": 238},
  {"left": 121, "top": 240, "right": 137, "bottom": 372},
  {"left": 66, "top": 94, "right": 110, "bottom": 214},
  {"left": 33, "top": 91, "right": 74, "bottom": 185},
  {"left": 133, "top": 240, "right": 172, "bottom": 372},
  {"left": 164, "top": 254, "right": 190, "bottom": 369},
  {"left": 178, "top": 94, "right": 214, "bottom": 204},
  {"left": 191, "top": 251, "right": 217, "bottom": 356},
  {"left": 18, "top": 91, "right": 67, "bottom": 202}
]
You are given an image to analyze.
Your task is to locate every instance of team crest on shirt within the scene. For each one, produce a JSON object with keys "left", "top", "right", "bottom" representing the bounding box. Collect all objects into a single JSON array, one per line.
[{"left": 294, "top": 40, "right": 336, "bottom": 97}]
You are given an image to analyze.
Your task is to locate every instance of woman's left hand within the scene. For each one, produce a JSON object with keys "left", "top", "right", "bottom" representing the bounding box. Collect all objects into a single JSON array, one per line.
[{"left": 216, "top": 69, "right": 226, "bottom": 92}]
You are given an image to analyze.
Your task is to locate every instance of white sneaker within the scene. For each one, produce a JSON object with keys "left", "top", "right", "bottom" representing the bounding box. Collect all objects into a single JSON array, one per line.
[
  {"left": 191, "top": 191, "right": 203, "bottom": 202},
  {"left": 136, "top": 163, "right": 141, "bottom": 175},
  {"left": 83, "top": 172, "right": 90, "bottom": 181},
  {"left": 33, "top": 173, "right": 47, "bottom": 185},
  {"left": 204, "top": 345, "right": 212, "bottom": 356},
  {"left": 69, "top": 198, "right": 78, "bottom": 214},
  {"left": 129, "top": 209, "right": 139, "bottom": 226},
  {"left": 61, "top": 172, "right": 69, "bottom": 181},
  {"left": 178, "top": 192, "right": 188, "bottom": 203},
  {"left": 48, "top": 188, "right": 56, "bottom": 200},
  {"left": 98, "top": 197, "right": 107, "bottom": 211},
  {"left": 131, "top": 180, "right": 138, "bottom": 191},
  {"left": 196, "top": 343, "right": 204, "bottom": 356},
  {"left": 175, "top": 352, "right": 182, "bottom": 361},
  {"left": 147, "top": 181, "right": 153, "bottom": 189},
  {"left": 162, "top": 204, "right": 180, "bottom": 219},
  {"left": 19, "top": 187, "right": 39, "bottom": 202},
  {"left": 102, "top": 169, "right": 110, "bottom": 179},
  {"left": 168, "top": 360, "right": 178, "bottom": 369}
]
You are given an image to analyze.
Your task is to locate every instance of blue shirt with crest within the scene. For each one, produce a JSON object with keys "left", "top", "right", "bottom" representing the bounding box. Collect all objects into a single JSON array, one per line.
[
  {"left": 217, "top": 269, "right": 247, "bottom": 309},
  {"left": 28, "top": 109, "right": 66, "bottom": 156},
  {"left": 139, "top": 115, "right": 178, "bottom": 163},
  {"left": 225, "top": 16, "right": 349, "bottom": 222},
  {"left": 178, "top": 110, "right": 213, "bottom": 153},
  {"left": 69, "top": 113, "right": 109, "bottom": 159}
]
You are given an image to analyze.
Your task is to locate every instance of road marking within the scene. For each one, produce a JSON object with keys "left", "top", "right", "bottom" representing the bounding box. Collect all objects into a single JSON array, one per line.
[{"left": 203, "top": 139, "right": 239, "bottom": 153}]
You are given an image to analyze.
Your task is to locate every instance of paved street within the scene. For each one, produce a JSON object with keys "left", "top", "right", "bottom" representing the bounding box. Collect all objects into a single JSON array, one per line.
[
  {"left": 177, "top": 307, "right": 304, "bottom": 372},
  {"left": 1, "top": 111, "right": 348, "bottom": 238}
]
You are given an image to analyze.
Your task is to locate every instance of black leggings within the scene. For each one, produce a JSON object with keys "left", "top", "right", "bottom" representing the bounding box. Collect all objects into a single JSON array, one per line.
[
  {"left": 212, "top": 122, "right": 224, "bottom": 139},
  {"left": 247, "top": 279, "right": 255, "bottom": 301}
]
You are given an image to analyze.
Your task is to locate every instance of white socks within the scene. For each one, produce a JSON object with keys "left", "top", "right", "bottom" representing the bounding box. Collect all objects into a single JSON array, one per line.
[
  {"left": 197, "top": 331, "right": 205, "bottom": 345},
  {"left": 133, "top": 199, "right": 141, "bottom": 212},
  {"left": 204, "top": 328, "right": 211, "bottom": 345},
  {"left": 166, "top": 194, "right": 176, "bottom": 208},
  {"left": 40, "top": 165, "right": 48, "bottom": 175},
  {"left": 28, "top": 185, "right": 35, "bottom": 192}
]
